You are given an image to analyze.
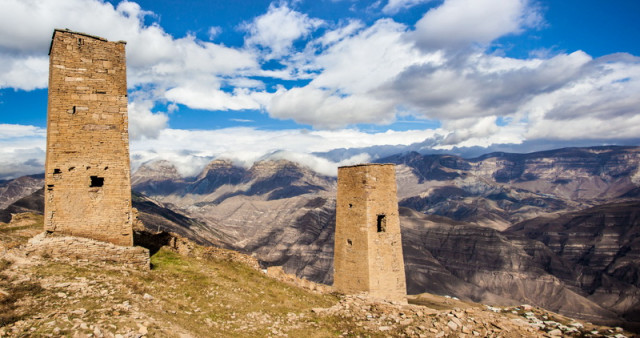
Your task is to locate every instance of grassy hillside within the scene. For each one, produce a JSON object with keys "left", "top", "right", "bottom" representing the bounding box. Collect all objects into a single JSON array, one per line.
[{"left": 0, "top": 213, "right": 632, "bottom": 337}]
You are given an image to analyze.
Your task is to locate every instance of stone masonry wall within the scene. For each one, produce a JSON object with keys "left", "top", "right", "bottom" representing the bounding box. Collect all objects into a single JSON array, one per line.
[
  {"left": 45, "top": 29, "right": 133, "bottom": 246},
  {"left": 24, "top": 232, "right": 149, "bottom": 269},
  {"left": 334, "top": 164, "right": 407, "bottom": 303}
]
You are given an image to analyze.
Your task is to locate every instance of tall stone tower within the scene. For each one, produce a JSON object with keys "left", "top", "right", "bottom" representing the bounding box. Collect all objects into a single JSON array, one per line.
[
  {"left": 44, "top": 29, "right": 133, "bottom": 246},
  {"left": 333, "top": 164, "right": 407, "bottom": 303}
]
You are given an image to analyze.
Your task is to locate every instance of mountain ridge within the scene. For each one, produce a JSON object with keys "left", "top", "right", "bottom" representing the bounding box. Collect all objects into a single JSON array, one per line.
[{"left": 2, "top": 145, "right": 640, "bottom": 329}]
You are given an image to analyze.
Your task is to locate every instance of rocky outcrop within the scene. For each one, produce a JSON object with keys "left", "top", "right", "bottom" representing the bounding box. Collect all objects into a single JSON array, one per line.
[
  {"left": 505, "top": 200, "right": 640, "bottom": 323},
  {"left": 24, "top": 232, "right": 150, "bottom": 269},
  {"left": 386, "top": 147, "right": 640, "bottom": 228},
  {"left": 0, "top": 174, "right": 43, "bottom": 210},
  {"left": 0, "top": 187, "right": 44, "bottom": 223},
  {"left": 3, "top": 146, "right": 640, "bottom": 330},
  {"left": 131, "top": 160, "right": 189, "bottom": 197},
  {"left": 401, "top": 207, "right": 628, "bottom": 322}
]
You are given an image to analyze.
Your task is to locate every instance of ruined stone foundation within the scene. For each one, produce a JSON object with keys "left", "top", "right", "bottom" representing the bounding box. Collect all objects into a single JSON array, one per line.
[
  {"left": 44, "top": 29, "right": 133, "bottom": 246},
  {"left": 333, "top": 164, "right": 407, "bottom": 303}
]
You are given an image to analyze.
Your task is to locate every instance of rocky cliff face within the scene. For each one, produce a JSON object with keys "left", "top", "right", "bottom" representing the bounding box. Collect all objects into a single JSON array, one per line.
[
  {"left": 2, "top": 146, "right": 640, "bottom": 329},
  {"left": 386, "top": 146, "right": 640, "bottom": 230},
  {"left": 0, "top": 174, "right": 44, "bottom": 210}
]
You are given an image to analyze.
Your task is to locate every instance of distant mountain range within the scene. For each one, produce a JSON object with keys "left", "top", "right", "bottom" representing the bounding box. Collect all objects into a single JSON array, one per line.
[{"left": 2, "top": 145, "right": 639, "bottom": 330}]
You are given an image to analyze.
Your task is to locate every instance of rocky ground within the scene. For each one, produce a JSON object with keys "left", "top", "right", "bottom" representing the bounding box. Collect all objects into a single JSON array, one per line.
[{"left": 0, "top": 213, "right": 636, "bottom": 337}]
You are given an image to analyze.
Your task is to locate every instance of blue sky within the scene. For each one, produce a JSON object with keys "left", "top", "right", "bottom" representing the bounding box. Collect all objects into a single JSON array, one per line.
[{"left": 0, "top": 0, "right": 639, "bottom": 179}]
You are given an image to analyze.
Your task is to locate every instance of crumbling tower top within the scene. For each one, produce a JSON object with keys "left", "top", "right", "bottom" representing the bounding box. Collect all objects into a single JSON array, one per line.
[{"left": 44, "top": 29, "right": 133, "bottom": 246}]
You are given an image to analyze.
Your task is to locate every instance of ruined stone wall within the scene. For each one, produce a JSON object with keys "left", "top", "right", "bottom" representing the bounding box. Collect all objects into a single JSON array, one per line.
[
  {"left": 45, "top": 29, "right": 133, "bottom": 246},
  {"left": 24, "top": 232, "right": 149, "bottom": 269},
  {"left": 334, "top": 164, "right": 407, "bottom": 303}
]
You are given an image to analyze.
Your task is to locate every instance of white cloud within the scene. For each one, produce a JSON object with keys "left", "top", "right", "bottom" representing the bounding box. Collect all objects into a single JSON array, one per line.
[
  {"left": 129, "top": 127, "right": 443, "bottom": 177},
  {"left": 266, "top": 18, "right": 439, "bottom": 128},
  {"left": 164, "top": 85, "right": 268, "bottom": 111},
  {"left": 127, "top": 100, "right": 169, "bottom": 140},
  {"left": 268, "top": 86, "right": 396, "bottom": 128},
  {"left": 0, "top": 124, "right": 46, "bottom": 180},
  {"left": 264, "top": 151, "right": 371, "bottom": 176},
  {"left": 0, "top": 0, "right": 638, "bottom": 160},
  {"left": 243, "top": 3, "right": 323, "bottom": 60},
  {"left": 382, "top": 0, "right": 432, "bottom": 15},
  {"left": 207, "top": 26, "right": 222, "bottom": 40},
  {"left": 412, "top": 0, "right": 543, "bottom": 50},
  {"left": 0, "top": 55, "right": 48, "bottom": 90},
  {"left": 0, "top": 0, "right": 261, "bottom": 115}
]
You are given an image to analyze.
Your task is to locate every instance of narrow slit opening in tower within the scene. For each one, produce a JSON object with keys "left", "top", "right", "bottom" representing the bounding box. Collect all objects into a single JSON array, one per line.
[
  {"left": 90, "top": 176, "right": 104, "bottom": 187},
  {"left": 347, "top": 239, "right": 353, "bottom": 246},
  {"left": 377, "top": 214, "right": 386, "bottom": 233},
  {"left": 53, "top": 168, "right": 61, "bottom": 174}
]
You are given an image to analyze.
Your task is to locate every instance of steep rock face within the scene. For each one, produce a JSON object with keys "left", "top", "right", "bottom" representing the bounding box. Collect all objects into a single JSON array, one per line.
[
  {"left": 0, "top": 174, "right": 44, "bottom": 210},
  {"left": 399, "top": 207, "right": 619, "bottom": 322},
  {"left": 385, "top": 147, "right": 640, "bottom": 228},
  {"left": 0, "top": 187, "right": 45, "bottom": 223},
  {"left": 132, "top": 159, "right": 335, "bottom": 208},
  {"left": 505, "top": 201, "right": 640, "bottom": 320},
  {"left": 131, "top": 160, "right": 189, "bottom": 197},
  {"left": 470, "top": 146, "right": 640, "bottom": 200},
  {"left": 186, "top": 160, "right": 247, "bottom": 195},
  {"left": 4, "top": 146, "right": 640, "bottom": 328}
]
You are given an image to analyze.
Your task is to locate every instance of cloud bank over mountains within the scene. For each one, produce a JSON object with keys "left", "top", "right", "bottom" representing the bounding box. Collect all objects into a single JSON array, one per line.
[{"left": 0, "top": 0, "right": 639, "bottom": 179}]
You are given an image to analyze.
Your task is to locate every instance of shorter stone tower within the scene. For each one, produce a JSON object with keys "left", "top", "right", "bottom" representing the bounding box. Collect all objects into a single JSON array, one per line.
[
  {"left": 44, "top": 29, "right": 133, "bottom": 246},
  {"left": 333, "top": 164, "right": 407, "bottom": 303}
]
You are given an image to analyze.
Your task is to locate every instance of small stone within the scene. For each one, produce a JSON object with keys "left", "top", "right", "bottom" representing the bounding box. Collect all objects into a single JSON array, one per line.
[
  {"left": 548, "top": 329, "right": 562, "bottom": 336},
  {"left": 451, "top": 317, "right": 462, "bottom": 327},
  {"left": 447, "top": 320, "right": 458, "bottom": 331},
  {"left": 138, "top": 325, "right": 148, "bottom": 335},
  {"left": 143, "top": 293, "right": 153, "bottom": 300},
  {"left": 378, "top": 326, "right": 391, "bottom": 331},
  {"left": 56, "top": 292, "right": 67, "bottom": 298},
  {"left": 399, "top": 319, "right": 413, "bottom": 325}
]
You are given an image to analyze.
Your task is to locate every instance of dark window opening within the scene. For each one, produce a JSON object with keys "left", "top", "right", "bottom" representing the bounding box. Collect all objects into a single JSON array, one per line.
[
  {"left": 377, "top": 214, "right": 387, "bottom": 233},
  {"left": 104, "top": 166, "right": 109, "bottom": 170},
  {"left": 68, "top": 106, "right": 76, "bottom": 114},
  {"left": 90, "top": 176, "right": 104, "bottom": 187},
  {"left": 68, "top": 167, "right": 75, "bottom": 172},
  {"left": 348, "top": 203, "right": 353, "bottom": 208},
  {"left": 77, "top": 38, "right": 84, "bottom": 47},
  {"left": 47, "top": 184, "right": 54, "bottom": 191},
  {"left": 53, "top": 168, "right": 61, "bottom": 174},
  {"left": 347, "top": 239, "right": 353, "bottom": 246},
  {"left": 95, "top": 90, "right": 107, "bottom": 94}
]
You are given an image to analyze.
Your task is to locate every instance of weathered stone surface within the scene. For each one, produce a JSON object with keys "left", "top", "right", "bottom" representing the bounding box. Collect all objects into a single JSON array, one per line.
[
  {"left": 45, "top": 29, "right": 133, "bottom": 246},
  {"left": 334, "top": 164, "right": 407, "bottom": 303},
  {"left": 24, "top": 232, "right": 149, "bottom": 269}
]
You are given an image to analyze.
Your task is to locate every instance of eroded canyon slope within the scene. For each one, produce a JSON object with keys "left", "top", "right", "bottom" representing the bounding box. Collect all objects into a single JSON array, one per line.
[{"left": 2, "top": 146, "right": 640, "bottom": 329}]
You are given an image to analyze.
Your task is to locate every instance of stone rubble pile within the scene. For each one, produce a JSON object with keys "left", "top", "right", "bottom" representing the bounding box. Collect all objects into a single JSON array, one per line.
[{"left": 310, "top": 295, "right": 631, "bottom": 337}]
